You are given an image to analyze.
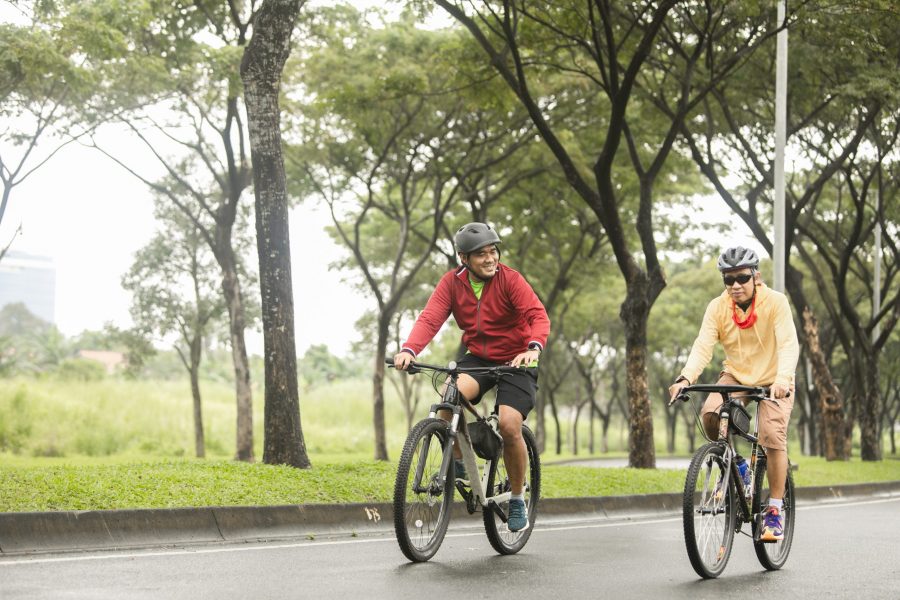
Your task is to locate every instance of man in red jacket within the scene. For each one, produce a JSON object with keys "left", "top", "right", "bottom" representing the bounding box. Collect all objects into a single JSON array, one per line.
[{"left": 393, "top": 222, "right": 550, "bottom": 531}]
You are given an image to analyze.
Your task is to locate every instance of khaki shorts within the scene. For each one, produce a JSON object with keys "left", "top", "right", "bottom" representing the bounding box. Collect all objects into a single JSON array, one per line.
[{"left": 701, "top": 371, "right": 794, "bottom": 450}]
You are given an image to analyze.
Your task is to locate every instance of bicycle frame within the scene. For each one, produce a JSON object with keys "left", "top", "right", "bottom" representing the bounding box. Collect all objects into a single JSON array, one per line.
[
  {"left": 410, "top": 378, "right": 510, "bottom": 522},
  {"left": 708, "top": 389, "right": 769, "bottom": 533}
]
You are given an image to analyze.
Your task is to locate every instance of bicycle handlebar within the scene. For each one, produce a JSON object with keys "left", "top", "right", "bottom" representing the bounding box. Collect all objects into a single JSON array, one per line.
[
  {"left": 384, "top": 358, "right": 523, "bottom": 377},
  {"left": 671, "top": 383, "right": 789, "bottom": 406}
]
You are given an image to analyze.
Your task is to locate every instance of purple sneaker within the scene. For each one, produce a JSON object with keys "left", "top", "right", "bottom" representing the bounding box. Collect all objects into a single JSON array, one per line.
[{"left": 761, "top": 506, "right": 784, "bottom": 542}]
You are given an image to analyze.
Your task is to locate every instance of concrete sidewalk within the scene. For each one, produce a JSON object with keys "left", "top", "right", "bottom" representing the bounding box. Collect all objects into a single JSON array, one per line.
[{"left": 2, "top": 481, "right": 898, "bottom": 556}]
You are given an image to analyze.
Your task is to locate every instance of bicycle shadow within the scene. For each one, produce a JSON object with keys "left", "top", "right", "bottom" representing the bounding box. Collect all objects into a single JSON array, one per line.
[{"left": 392, "top": 546, "right": 541, "bottom": 580}]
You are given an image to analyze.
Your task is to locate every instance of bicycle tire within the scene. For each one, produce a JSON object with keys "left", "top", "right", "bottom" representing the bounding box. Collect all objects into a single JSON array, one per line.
[
  {"left": 752, "top": 456, "right": 796, "bottom": 570},
  {"left": 682, "top": 442, "right": 737, "bottom": 579},
  {"left": 393, "top": 418, "right": 453, "bottom": 562},
  {"left": 483, "top": 424, "right": 540, "bottom": 555}
]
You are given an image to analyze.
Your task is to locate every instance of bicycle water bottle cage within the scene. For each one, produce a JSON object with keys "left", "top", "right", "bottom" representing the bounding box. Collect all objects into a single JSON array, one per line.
[{"left": 468, "top": 418, "right": 503, "bottom": 460}]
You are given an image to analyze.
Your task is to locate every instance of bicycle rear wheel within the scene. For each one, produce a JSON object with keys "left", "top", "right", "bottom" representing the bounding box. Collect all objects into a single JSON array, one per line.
[
  {"left": 682, "top": 442, "right": 736, "bottom": 579},
  {"left": 483, "top": 425, "right": 540, "bottom": 555},
  {"left": 393, "top": 418, "right": 453, "bottom": 562},
  {"left": 752, "top": 456, "right": 796, "bottom": 570}
]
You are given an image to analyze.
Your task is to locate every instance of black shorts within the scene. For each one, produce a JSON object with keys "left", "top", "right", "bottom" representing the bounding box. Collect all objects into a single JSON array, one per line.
[{"left": 456, "top": 354, "right": 538, "bottom": 419}]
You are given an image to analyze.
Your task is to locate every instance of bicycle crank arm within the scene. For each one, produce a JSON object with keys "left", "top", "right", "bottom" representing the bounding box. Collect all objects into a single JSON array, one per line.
[{"left": 487, "top": 500, "right": 508, "bottom": 523}]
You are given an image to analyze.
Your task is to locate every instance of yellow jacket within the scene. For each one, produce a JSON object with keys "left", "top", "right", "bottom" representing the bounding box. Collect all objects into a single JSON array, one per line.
[{"left": 680, "top": 283, "right": 799, "bottom": 387}]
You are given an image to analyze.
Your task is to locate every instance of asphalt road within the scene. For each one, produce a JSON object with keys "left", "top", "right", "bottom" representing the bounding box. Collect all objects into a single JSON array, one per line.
[{"left": 2, "top": 497, "right": 898, "bottom": 599}]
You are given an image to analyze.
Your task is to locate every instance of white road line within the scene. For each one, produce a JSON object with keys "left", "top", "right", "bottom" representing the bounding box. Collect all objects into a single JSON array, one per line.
[{"left": 1, "top": 496, "right": 895, "bottom": 567}]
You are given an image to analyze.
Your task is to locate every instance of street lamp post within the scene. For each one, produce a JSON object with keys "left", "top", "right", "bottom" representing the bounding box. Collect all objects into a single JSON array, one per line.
[{"left": 773, "top": 0, "right": 788, "bottom": 293}]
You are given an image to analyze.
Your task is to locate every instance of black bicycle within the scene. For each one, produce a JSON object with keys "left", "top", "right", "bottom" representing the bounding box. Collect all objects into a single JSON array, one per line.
[
  {"left": 387, "top": 359, "right": 540, "bottom": 562},
  {"left": 671, "top": 384, "right": 795, "bottom": 579}
]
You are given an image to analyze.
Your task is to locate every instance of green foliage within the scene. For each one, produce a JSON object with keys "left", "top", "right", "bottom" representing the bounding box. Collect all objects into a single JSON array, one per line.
[
  {"left": 121, "top": 199, "right": 228, "bottom": 372},
  {"left": 0, "top": 303, "right": 72, "bottom": 375},
  {"left": 0, "top": 385, "right": 32, "bottom": 454},
  {"left": 53, "top": 357, "right": 107, "bottom": 381},
  {"left": 298, "top": 343, "right": 363, "bottom": 388}
]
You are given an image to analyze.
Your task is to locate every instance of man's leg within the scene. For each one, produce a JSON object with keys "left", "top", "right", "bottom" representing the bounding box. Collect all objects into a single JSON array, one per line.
[
  {"left": 759, "top": 385, "right": 793, "bottom": 541},
  {"left": 498, "top": 404, "right": 526, "bottom": 494},
  {"left": 766, "top": 447, "right": 788, "bottom": 499},
  {"left": 701, "top": 372, "right": 741, "bottom": 440}
]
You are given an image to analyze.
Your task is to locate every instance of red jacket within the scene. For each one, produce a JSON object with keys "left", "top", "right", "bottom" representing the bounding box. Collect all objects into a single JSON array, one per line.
[{"left": 402, "top": 263, "right": 550, "bottom": 363}]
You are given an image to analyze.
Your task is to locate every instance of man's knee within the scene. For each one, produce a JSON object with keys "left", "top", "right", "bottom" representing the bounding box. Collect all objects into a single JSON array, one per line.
[
  {"left": 498, "top": 406, "right": 523, "bottom": 442},
  {"left": 499, "top": 420, "right": 522, "bottom": 442},
  {"left": 456, "top": 374, "right": 480, "bottom": 402}
]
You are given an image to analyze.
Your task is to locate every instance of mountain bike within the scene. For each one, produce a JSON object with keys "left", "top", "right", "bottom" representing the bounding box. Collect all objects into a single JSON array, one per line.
[
  {"left": 387, "top": 359, "right": 540, "bottom": 562},
  {"left": 670, "top": 384, "right": 795, "bottom": 579}
]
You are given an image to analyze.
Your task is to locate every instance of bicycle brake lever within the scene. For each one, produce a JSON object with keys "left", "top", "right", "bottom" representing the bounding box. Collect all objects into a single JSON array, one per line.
[{"left": 669, "top": 392, "right": 689, "bottom": 406}]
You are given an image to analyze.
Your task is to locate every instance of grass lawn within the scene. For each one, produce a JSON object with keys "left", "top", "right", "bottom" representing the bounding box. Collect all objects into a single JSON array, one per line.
[{"left": 2, "top": 453, "right": 897, "bottom": 513}]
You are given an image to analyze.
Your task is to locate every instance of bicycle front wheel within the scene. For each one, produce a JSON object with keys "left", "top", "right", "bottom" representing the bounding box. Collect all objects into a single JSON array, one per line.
[
  {"left": 393, "top": 418, "right": 453, "bottom": 562},
  {"left": 483, "top": 424, "right": 540, "bottom": 555},
  {"left": 682, "top": 442, "right": 736, "bottom": 579},
  {"left": 752, "top": 456, "right": 796, "bottom": 570}
]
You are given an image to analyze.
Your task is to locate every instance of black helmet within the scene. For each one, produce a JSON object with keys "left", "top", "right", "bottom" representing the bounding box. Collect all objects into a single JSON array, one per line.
[
  {"left": 718, "top": 246, "right": 760, "bottom": 272},
  {"left": 454, "top": 222, "right": 501, "bottom": 254}
]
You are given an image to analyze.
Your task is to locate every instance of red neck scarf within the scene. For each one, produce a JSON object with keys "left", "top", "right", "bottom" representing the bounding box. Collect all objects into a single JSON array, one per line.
[{"left": 732, "top": 294, "right": 757, "bottom": 329}]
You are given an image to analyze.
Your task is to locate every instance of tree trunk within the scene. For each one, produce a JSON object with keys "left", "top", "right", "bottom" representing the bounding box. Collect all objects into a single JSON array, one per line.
[
  {"left": 189, "top": 334, "right": 205, "bottom": 459},
  {"left": 600, "top": 414, "right": 610, "bottom": 454},
  {"left": 241, "top": 0, "right": 309, "bottom": 468},
  {"left": 572, "top": 397, "right": 587, "bottom": 455},
  {"left": 666, "top": 407, "right": 677, "bottom": 455},
  {"left": 801, "top": 307, "right": 852, "bottom": 460},
  {"left": 859, "top": 356, "right": 883, "bottom": 461},
  {"left": 588, "top": 397, "right": 596, "bottom": 454},
  {"left": 217, "top": 237, "right": 254, "bottom": 462},
  {"left": 548, "top": 391, "right": 562, "bottom": 455},
  {"left": 372, "top": 317, "right": 390, "bottom": 461},
  {"left": 621, "top": 281, "right": 656, "bottom": 468},
  {"left": 535, "top": 391, "right": 546, "bottom": 454}
]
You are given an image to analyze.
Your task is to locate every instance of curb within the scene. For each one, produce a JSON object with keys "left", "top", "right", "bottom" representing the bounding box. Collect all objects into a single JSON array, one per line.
[{"left": 1, "top": 481, "right": 897, "bottom": 556}]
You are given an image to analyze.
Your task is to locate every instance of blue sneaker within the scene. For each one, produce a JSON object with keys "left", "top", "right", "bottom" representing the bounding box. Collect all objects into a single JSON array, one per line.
[
  {"left": 760, "top": 506, "right": 784, "bottom": 542},
  {"left": 453, "top": 459, "right": 469, "bottom": 486},
  {"left": 507, "top": 498, "right": 529, "bottom": 532}
]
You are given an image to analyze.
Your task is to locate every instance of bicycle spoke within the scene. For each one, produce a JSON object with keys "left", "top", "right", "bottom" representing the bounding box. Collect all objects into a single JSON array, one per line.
[
  {"left": 683, "top": 443, "right": 735, "bottom": 578},
  {"left": 393, "top": 419, "right": 453, "bottom": 562}
]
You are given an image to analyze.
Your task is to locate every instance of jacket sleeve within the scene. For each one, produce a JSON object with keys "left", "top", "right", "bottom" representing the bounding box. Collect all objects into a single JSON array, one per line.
[
  {"left": 401, "top": 273, "right": 453, "bottom": 357},
  {"left": 681, "top": 298, "right": 720, "bottom": 384},
  {"left": 508, "top": 271, "right": 550, "bottom": 350},
  {"left": 773, "top": 293, "right": 800, "bottom": 386}
]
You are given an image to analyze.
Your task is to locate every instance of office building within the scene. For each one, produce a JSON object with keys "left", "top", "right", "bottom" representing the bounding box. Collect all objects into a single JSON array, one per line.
[{"left": 0, "top": 250, "right": 56, "bottom": 324}]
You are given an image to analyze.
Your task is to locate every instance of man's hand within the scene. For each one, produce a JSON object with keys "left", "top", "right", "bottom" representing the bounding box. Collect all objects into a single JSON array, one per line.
[
  {"left": 668, "top": 377, "right": 690, "bottom": 405},
  {"left": 771, "top": 383, "right": 790, "bottom": 399},
  {"left": 509, "top": 349, "right": 540, "bottom": 368},
  {"left": 393, "top": 351, "right": 415, "bottom": 371}
]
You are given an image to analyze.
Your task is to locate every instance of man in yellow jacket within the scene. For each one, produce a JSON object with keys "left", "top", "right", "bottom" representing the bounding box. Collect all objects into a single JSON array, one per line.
[{"left": 669, "top": 246, "right": 799, "bottom": 542}]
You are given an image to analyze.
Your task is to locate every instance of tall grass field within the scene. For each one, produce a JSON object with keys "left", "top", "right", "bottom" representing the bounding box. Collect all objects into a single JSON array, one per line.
[
  {"left": 0, "top": 377, "right": 417, "bottom": 459},
  {"left": 0, "top": 376, "right": 657, "bottom": 460}
]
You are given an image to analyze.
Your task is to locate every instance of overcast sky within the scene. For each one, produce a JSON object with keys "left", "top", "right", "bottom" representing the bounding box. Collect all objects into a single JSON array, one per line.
[{"left": 1, "top": 131, "right": 363, "bottom": 357}]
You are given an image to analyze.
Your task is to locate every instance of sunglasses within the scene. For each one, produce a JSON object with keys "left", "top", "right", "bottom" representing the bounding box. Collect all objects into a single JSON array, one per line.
[{"left": 723, "top": 273, "right": 753, "bottom": 286}]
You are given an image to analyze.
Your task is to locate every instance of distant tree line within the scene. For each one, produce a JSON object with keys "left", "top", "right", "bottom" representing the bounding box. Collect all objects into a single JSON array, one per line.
[{"left": 0, "top": 1, "right": 896, "bottom": 464}]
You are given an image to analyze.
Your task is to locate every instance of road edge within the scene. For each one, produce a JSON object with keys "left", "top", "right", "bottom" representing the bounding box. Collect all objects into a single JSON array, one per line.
[{"left": 1, "top": 481, "right": 897, "bottom": 555}]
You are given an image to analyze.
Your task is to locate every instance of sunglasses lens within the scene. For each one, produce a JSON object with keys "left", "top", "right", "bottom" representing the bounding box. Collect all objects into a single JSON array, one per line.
[{"left": 724, "top": 274, "right": 752, "bottom": 285}]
